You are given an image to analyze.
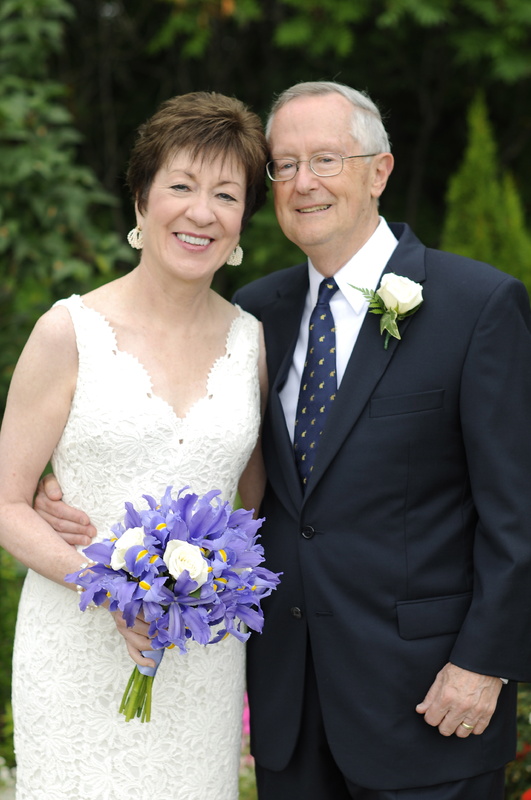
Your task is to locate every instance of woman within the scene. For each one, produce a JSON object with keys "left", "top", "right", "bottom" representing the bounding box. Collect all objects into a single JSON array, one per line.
[{"left": 0, "top": 92, "right": 268, "bottom": 800}]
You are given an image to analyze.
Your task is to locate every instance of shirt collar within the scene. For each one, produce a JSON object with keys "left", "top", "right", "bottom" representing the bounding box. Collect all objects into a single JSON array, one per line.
[{"left": 307, "top": 217, "right": 399, "bottom": 314}]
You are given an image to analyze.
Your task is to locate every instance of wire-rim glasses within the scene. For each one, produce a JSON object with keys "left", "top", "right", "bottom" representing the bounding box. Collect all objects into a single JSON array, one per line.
[{"left": 266, "top": 152, "right": 379, "bottom": 182}]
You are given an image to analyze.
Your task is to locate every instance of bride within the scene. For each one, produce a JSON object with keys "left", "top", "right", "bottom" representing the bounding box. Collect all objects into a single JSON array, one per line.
[{"left": 0, "top": 91, "right": 268, "bottom": 800}]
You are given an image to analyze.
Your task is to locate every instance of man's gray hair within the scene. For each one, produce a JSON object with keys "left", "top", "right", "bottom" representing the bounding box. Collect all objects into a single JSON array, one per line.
[{"left": 265, "top": 80, "right": 391, "bottom": 154}]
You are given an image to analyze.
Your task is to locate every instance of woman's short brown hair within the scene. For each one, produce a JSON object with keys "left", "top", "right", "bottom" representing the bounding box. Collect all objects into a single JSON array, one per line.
[{"left": 127, "top": 92, "right": 268, "bottom": 229}]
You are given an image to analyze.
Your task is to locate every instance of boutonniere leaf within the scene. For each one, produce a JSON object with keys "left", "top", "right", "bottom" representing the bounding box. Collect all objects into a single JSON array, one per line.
[{"left": 352, "top": 273, "right": 423, "bottom": 349}]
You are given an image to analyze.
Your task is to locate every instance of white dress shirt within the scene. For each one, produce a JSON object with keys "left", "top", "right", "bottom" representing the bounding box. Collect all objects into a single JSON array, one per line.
[{"left": 279, "top": 218, "right": 399, "bottom": 441}]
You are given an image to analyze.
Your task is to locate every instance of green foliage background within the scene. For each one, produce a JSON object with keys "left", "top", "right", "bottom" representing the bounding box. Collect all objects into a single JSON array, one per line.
[{"left": 2, "top": 0, "right": 531, "bottom": 793}]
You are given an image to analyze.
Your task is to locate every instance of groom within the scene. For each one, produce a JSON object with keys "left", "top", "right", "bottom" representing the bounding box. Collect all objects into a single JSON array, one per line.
[{"left": 38, "top": 81, "right": 531, "bottom": 799}]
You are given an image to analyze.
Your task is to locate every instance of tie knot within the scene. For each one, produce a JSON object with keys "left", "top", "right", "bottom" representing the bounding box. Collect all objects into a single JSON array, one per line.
[{"left": 316, "top": 277, "right": 338, "bottom": 306}]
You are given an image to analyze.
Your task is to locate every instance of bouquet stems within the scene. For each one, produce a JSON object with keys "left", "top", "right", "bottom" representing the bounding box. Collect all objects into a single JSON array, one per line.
[{"left": 119, "top": 649, "right": 164, "bottom": 722}]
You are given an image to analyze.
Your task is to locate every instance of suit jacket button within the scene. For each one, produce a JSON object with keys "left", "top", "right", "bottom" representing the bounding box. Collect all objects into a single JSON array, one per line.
[
  {"left": 291, "top": 607, "right": 303, "bottom": 619},
  {"left": 301, "top": 525, "right": 315, "bottom": 539}
]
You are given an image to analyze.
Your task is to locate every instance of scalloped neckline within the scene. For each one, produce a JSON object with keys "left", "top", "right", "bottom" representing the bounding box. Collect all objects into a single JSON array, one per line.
[{"left": 74, "top": 295, "right": 244, "bottom": 422}]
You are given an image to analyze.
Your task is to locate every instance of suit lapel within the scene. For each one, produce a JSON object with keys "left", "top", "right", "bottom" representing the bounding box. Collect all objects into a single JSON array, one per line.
[
  {"left": 261, "top": 265, "right": 308, "bottom": 511},
  {"left": 304, "top": 223, "right": 427, "bottom": 498}
]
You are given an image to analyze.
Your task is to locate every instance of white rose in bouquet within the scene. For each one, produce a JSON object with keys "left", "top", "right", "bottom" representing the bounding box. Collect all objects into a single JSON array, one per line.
[
  {"left": 163, "top": 540, "right": 209, "bottom": 587},
  {"left": 110, "top": 527, "right": 146, "bottom": 572}
]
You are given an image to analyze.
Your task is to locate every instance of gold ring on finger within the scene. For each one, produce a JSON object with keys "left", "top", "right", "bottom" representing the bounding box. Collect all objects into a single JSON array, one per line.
[{"left": 460, "top": 721, "right": 475, "bottom": 730}]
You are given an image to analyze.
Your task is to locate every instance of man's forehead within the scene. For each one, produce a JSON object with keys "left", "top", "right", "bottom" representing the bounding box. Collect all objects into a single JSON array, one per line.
[
  {"left": 268, "top": 94, "right": 355, "bottom": 154},
  {"left": 269, "top": 129, "right": 357, "bottom": 157}
]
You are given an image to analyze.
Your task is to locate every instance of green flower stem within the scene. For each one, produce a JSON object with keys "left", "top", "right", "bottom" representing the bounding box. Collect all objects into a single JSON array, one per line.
[
  {"left": 120, "top": 667, "right": 152, "bottom": 722},
  {"left": 141, "top": 678, "right": 154, "bottom": 723},
  {"left": 118, "top": 668, "right": 136, "bottom": 715}
]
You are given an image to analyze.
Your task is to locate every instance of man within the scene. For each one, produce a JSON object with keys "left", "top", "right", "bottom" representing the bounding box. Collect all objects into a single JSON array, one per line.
[{"left": 38, "top": 82, "right": 531, "bottom": 799}]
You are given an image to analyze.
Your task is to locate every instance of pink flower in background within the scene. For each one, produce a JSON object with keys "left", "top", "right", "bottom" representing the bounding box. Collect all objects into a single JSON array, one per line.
[
  {"left": 242, "top": 692, "right": 251, "bottom": 737},
  {"left": 241, "top": 691, "right": 254, "bottom": 770}
]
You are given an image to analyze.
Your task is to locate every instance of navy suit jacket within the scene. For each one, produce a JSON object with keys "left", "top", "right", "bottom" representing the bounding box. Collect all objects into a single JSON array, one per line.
[{"left": 233, "top": 223, "right": 531, "bottom": 789}]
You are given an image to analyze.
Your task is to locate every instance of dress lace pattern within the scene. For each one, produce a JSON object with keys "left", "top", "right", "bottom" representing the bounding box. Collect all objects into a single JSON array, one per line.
[{"left": 11, "top": 294, "right": 261, "bottom": 800}]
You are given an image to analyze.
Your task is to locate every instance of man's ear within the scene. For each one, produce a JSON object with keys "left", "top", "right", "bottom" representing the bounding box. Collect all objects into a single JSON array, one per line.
[{"left": 370, "top": 153, "right": 394, "bottom": 199}]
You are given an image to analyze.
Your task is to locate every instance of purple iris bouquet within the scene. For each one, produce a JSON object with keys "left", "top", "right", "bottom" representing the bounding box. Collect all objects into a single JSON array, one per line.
[{"left": 65, "top": 486, "right": 280, "bottom": 722}]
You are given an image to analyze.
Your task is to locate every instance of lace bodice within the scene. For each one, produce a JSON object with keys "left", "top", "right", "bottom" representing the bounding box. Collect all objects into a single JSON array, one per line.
[
  {"left": 11, "top": 294, "right": 261, "bottom": 800},
  {"left": 53, "top": 294, "right": 261, "bottom": 535}
]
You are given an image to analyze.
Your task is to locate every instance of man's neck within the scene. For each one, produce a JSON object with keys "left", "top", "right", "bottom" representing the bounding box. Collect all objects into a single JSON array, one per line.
[{"left": 308, "top": 217, "right": 381, "bottom": 277}]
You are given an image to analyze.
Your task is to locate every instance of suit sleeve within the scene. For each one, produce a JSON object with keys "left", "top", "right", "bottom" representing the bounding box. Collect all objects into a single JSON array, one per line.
[{"left": 450, "top": 276, "right": 531, "bottom": 681}]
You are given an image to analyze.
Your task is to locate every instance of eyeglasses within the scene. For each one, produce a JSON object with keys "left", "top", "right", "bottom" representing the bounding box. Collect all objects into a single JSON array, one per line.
[{"left": 266, "top": 152, "right": 379, "bottom": 182}]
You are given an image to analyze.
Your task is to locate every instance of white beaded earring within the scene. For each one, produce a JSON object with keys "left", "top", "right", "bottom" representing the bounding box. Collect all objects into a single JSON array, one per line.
[
  {"left": 226, "top": 244, "right": 243, "bottom": 266},
  {"left": 127, "top": 226, "right": 143, "bottom": 250}
]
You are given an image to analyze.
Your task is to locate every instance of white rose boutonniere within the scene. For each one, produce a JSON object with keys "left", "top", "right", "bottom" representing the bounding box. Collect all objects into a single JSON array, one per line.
[{"left": 352, "top": 273, "right": 423, "bottom": 349}]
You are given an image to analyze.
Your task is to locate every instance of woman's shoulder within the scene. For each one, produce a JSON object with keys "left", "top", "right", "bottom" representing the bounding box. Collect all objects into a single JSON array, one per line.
[
  {"left": 11, "top": 302, "right": 78, "bottom": 395},
  {"left": 33, "top": 299, "right": 78, "bottom": 347}
]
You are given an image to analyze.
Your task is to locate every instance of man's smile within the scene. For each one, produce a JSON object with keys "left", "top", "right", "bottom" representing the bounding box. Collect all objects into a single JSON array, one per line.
[{"left": 297, "top": 204, "right": 332, "bottom": 213}]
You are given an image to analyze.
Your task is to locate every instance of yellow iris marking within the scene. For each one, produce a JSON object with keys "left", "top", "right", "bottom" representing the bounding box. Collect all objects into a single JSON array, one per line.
[
  {"left": 208, "top": 566, "right": 213, "bottom": 572},
  {"left": 139, "top": 580, "right": 151, "bottom": 590},
  {"left": 216, "top": 577, "right": 228, "bottom": 584},
  {"left": 219, "top": 549, "right": 227, "bottom": 562},
  {"left": 136, "top": 549, "right": 148, "bottom": 561},
  {"left": 156, "top": 523, "right": 167, "bottom": 530},
  {"left": 149, "top": 555, "right": 158, "bottom": 564}
]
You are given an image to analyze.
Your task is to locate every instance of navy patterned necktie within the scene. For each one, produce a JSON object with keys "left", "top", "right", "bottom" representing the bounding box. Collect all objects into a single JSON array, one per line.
[{"left": 294, "top": 277, "right": 338, "bottom": 487}]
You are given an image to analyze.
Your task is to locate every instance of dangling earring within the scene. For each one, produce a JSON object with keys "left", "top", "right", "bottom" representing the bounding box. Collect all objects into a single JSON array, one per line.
[
  {"left": 127, "top": 226, "right": 143, "bottom": 250},
  {"left": 227, "top": 244, "right": 243, "bottom": 266}
]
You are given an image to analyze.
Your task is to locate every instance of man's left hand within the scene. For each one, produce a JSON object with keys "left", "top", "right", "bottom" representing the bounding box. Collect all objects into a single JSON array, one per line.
[{"left": 415, "top": 662, "right": 503, "bottom": 737}]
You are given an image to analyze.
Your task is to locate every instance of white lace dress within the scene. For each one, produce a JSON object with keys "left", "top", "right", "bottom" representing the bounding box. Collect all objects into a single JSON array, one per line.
[{"left": 11, "top": 294, "right": 261, "bottom": 800}]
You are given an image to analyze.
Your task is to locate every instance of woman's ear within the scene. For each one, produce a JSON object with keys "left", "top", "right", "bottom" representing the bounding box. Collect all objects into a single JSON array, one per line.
[{"left": 134, "top": 199, "right": 143, "bottom": 228}]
